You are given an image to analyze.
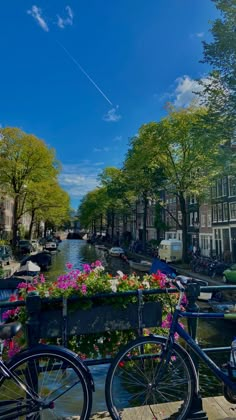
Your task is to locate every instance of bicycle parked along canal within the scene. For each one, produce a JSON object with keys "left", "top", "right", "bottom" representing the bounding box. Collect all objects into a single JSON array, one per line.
[
  {"left": 0, "top": 321, "right": 93, "bottom": 419},
  {"left": 105, "top": 276, "right": 236, "bottom": 420}
]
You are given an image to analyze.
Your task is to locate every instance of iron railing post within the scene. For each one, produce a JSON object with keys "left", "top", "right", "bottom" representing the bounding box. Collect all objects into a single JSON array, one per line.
[{"left": 186, "top": 282, "right": 208, "bottom": 420}]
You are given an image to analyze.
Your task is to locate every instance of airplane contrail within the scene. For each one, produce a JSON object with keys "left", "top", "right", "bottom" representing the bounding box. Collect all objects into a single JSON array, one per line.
[{"left": 56, "top": 40, "right": 113, "bottom": 106}]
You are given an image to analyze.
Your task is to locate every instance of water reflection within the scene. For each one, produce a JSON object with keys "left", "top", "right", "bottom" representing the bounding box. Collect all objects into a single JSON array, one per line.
[
  {"left": 47, "top": 239, "right": 131, "bottom": 281},
  {"left": 46, "top": 240, "right": 234, "bottom": 409}
]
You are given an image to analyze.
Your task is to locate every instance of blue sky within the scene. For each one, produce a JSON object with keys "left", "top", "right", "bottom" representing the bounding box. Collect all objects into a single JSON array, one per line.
[{"left": 0, "top": 1, "right": 218, "bottom": 209}]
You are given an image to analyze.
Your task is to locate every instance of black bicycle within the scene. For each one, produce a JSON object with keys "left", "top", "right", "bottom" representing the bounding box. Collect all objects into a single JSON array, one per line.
[
  {"left": 0, "top": 322, "right": 93, "bottom": 419},
  {"left": 105, "top": 276, "right": 236, "bottom": 419}
]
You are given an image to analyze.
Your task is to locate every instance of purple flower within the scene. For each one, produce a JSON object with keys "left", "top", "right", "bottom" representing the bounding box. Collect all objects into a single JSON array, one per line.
[
  {"left": 40, "top": 274, "right": 46, "bottom": 283},
  {"left": 82, "top": 264, "right": 91, "bottom": 273},
  {"left": 66, "top": 262, "right": 73, "bottom": 270},
  {"left": 17, "top": 282, "right": 28, "bottom": 289}
]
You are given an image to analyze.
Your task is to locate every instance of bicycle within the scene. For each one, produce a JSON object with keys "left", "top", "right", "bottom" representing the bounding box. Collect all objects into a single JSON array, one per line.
[
  {"left": 0, "top": 321, "right": 94, "bottom": 419},
  {"left": 105, "top": 276, "right": 236, "bottom": 419}
]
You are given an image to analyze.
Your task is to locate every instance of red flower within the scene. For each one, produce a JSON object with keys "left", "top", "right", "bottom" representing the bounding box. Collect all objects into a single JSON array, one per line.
[
  {"left": 119, "top": 361, "right": 125, "bottom": 367},
  {"left": 9, "top": 295, "right": 17, "bottom": 302},
  {"left": 26, "top": 286, "right": 37, "bottom": 292}
]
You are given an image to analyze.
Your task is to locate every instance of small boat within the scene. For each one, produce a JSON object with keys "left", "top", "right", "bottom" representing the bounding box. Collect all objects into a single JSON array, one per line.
[
  {"left": 14, "top": 261, "right": 41, "bottom": 277},
  {"left": 129, "top": 260, "right": 152, "bottom": 272},
  {"left": 44, "top": 241, "right": 57, "bottom": 253},
  {"left": 20, "top": 251, "right": 52, "bottom": 271},
  {"left": 109, "top": 247, "right": 125, "bottom": 257},
  {"left": 95, "top": 245, "right": 108, "bottom": 251},
  {"left": 209, "top": 300, "right": 236, "bottom": 314}
]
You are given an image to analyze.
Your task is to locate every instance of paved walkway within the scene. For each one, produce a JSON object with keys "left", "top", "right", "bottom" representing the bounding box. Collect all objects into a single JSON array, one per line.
[{"left": 90, "top": 396, "right": 236, "bottom": 419}]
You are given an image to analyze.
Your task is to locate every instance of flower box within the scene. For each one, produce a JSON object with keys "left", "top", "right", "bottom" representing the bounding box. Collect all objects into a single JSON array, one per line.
[{"left": 38, "top": 301, "right": 162, "bottom": 338}]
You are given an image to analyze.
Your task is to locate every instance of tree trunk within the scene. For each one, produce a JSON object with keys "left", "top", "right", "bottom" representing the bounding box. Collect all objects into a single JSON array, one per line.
[
  {"left": 111, "top": 209, "right": 115, "bottom": 240},
  {"left": 29, "top": 210, "right": 35, "bottom": 240},
  {"left": 44, "top": 222, "right": 47, "bottom": 238},
  {"left": 142, "top": 194, "right": 148, "bottom": 252},
  {"left": 100, "top": 214, "right": 103, "bottom": 234},
  {"left": 179, "top": 193, "right": 188, "bottom": 263},
  {"left": 12, "top": 196, "right": 19, "bottom": 247}
]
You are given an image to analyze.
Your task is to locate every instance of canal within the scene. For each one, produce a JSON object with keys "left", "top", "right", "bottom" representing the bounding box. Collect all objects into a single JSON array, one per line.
[{"left": 47, "top": 239, "right": 235, "bottom": 413}]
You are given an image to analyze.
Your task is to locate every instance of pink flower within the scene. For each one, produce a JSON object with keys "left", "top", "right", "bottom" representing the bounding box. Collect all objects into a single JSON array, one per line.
[
  {"left": 40, "top": 274, "right": 46, "bottom": 283},
  {"left": 17, "top": 282, "right": 28, "bottom": 289},
  {"left": 82, "top": 264, "right": 91, "bottom": 273},
  {"left": 66, "top": 262, "right": 73, "bottom": 270},
  {"left": 81, "top": 284, "right": 87, "bottom": 295},
  {"left": 161, "top": 313, "right": 173, "bottom": 328}
]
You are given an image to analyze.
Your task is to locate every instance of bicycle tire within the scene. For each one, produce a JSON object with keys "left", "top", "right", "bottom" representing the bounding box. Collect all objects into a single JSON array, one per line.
[
  {"left": 105, "top": 335, "right": 196, "bottom": 420},
  {"left": 0, "top": 345, "right": 93, "bottom": 420}
]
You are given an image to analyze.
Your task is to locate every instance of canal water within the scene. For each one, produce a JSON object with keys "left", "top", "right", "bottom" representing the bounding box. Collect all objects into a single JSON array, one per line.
[{"left": 47, "top": 239, "right": 235, "bottom": 413}]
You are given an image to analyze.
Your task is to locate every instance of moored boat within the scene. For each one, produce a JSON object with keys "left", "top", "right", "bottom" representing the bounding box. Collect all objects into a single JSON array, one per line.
[
  {"left": 109, "top": 247, "right": 125, "bottom": 257},
  {"left": 209, "top": 300, "right": 236, "bottom": 314},
  {"left": 129, "top": 260, "right": 152, "bottom": 272},
  {"left": 44, "top": 241, "right": 57, "bottom": 253}
]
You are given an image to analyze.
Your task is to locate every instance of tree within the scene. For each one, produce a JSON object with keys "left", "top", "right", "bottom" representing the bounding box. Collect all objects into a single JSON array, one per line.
[
  {"left": 137, "top": 106, "right": 230, "bottom": 261},
  {"left": 200, "top": 0, "right": 236, "bottom": 140},
  {"left": 0, "top": 127, "right": 59, "bottom": 245},
  {"left": 78, "top": 188, "right": 109, "bottom": 234},
  {"left": 98, "top": 167, "right": 135, "bottom": 240},
  {"left": 25, "top": 181, "right": 70, "bottom": 238},
  {"left": 123, "top": 137, "right": 164, "bottom": 251}
]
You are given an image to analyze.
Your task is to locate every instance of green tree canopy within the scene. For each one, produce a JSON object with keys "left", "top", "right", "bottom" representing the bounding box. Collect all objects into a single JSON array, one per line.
[
  {"left": 200, "top": 0, "right": 236, "bottom": 139},
  {"left": 0, "top": 127, "right": 60, "bottom": 244},
  {"left": 135, "top": 106, "right": 230, "bottom": 260}
]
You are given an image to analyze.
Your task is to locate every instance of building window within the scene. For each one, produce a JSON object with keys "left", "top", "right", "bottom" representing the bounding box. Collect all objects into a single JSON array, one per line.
[
  {"left": 223, "top": 203, "right": 229, "bottom": 221},
  {"left": 211, "top": 182, "right": 217, "bottom": 198},
  {"left": 189, "top": 212, "right": 193, "bottom": 226},
  {"left": 222, "top": 177, "right": 228, "bottom": 196},
  {"left": 212, "top": 205, "right": 217, "bottom": 222},
  {"left": 207, "top": 210, "right": 212, "bottom": 227},
  {"left": 201, "top": 214, "right": 206, "bottom": 227},
  {"left": 229, "top": 177, "right": 236, "bottom": 197},
  {"left": 217, "top": 179, "right": 223, "bottom": 197},
  {"left": 230, "top": 203, "right": 236, "bottom": 220},
  {"left": 217, "top": 203, "right": 223, "bottom": 221}
]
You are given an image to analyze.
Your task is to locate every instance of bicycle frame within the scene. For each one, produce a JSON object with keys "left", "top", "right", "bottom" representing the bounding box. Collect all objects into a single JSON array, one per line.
[
  {"left": 168, "top": 307, "right": 236, "bottom": 392},
  {"left": 0, "top": 358, "right": 50, "bottom": 419}
]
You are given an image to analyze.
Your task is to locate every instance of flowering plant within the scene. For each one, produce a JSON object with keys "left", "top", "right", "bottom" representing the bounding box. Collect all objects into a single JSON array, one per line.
[{"left": 3, "top": 261, "right": 183, "bottom": 359}]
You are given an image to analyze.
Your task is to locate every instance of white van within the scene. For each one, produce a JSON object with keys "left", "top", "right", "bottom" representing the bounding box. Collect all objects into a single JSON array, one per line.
[{"left": 159, "top": 240, "right": 182, "bottom": 263}]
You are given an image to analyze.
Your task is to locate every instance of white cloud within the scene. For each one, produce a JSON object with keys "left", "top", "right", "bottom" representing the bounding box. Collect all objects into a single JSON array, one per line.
[
  {"left": 93, "top": 147, "right": 110, "bottom": 152},
  {"left": 172, "top": 75, "right": 206, "bottom": 107},
  {"left": 113, "top": 135, "right": 122, "bottom": 142},
  {"left": 27, "top": 5, "right": 49, "bottom": 32},
  {"left": 103, "top": 106, "right": 121, "bottom": 122},
  {"left": 59, "top": 162, "right": 102, "bottom": 198},
  {"left": 93, "top": 162, "right": 105, "bottom": 166},
  {"left": 57, "top": 5, "right": 74, "bottom": 29},
  {"left": 190, "top": 32, "right": 204, "bottom": 39}
]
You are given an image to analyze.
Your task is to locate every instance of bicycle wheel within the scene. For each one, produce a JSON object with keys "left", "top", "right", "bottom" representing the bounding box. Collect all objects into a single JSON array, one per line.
[
  {"left": 105, "top": 336, "right": 196, "bottom": 420},
  {"left": 0, "top": 345, "right": 93, "bottom": 419}
]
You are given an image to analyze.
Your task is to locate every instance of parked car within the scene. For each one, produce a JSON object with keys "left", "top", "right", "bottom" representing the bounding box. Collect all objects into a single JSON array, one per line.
[
  {"left": 0, "top": 245, "right": 12, "bottom": 266},
  {"left": 159, "top": 240, "right": 182, "bottom": 263},
  {"left": 18, "top": 240, "right": 33, "bottom": 254},
  {"left": 223, "top": 264, "right": 236, "bottom": 283}
]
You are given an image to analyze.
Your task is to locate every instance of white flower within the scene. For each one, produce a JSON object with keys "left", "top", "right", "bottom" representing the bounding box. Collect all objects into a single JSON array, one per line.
[
  {"left": 142, "top": 280, "right": 150, "bottom": 289},
  {"left": 94, "top": 266, "right": 105, "bottom": 273},
  {"left": 109, "top": 279, "right": 119, "bottom": 293}
]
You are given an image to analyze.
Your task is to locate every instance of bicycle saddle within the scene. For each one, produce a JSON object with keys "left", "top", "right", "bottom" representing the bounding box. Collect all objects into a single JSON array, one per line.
[{"left": 0, "top": 322, "right": 22, "bottom": 340}]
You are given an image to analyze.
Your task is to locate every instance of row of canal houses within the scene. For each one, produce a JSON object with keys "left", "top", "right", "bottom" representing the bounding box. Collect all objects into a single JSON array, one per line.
[
  {"left": 0, "top": 195, "right": 32, "bottom": 240},
  {"left": 116, "top": 175, "right": 236, "bottom": 263}
]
